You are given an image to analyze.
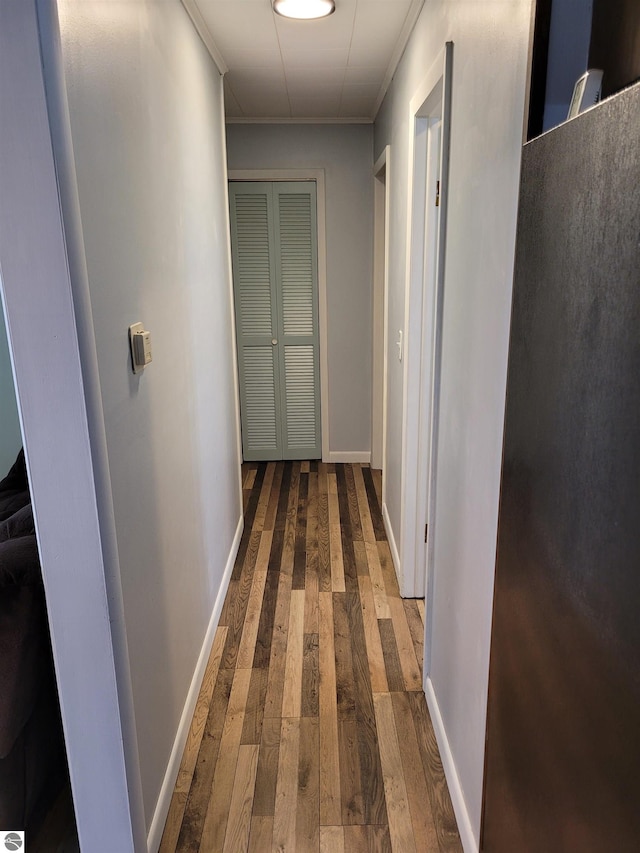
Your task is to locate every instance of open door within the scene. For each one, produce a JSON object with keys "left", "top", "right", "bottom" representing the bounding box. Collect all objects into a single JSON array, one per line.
[
  {"left": 399, "top": 43, "right": 453, "bottom": 608},
  {"left": 372, "top": 146, "right": 390, "bottom": 478}
]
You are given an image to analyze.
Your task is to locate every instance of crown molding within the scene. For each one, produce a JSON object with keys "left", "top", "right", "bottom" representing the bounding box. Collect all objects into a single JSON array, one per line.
[
  {"left": 226, "top": 116, "right": 373, "bottom": 125},
  {"left": 373, "top": 0, "right": 425, "bottom": 117},
  {"left": 181, "top": 0, "right": 228, "bottom": 75},
  {"left": 182, "top": 0, "right": 425, "bottom": 122}
]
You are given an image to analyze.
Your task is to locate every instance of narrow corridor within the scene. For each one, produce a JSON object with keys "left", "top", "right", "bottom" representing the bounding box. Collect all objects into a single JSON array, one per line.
[{"left": 160, "top": 462, "right": 462, "bottom": 852}]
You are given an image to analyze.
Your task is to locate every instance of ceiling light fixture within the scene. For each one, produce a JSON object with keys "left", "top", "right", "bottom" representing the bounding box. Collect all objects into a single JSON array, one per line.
[{"left": 273, "top": 0, "right": 335, "bottom": 20}]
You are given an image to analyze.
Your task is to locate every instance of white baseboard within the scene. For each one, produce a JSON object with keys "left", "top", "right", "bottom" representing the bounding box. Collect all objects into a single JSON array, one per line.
[
  {"left": 382, "top": 501, "right": 402, "bottom": 584},
  {"left": 424, "top": 677, "right": 478, "bottom": 853},
  {"left": 146, "top": 514, "right": 244, "bottom": 853},
  {"left": 327, "top": 451, "right": 371, "bottom": 463}
]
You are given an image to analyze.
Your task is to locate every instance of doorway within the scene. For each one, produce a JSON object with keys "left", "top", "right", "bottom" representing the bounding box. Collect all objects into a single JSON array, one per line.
[
  {"left": 372, "top": 146, "right": 390, "bottom": 494},
  {"left": 399, "top": 43, "right": 453, "bottom": 640},
  {"left": 229, "top": 179, "right": 322, "bottom": 462}
]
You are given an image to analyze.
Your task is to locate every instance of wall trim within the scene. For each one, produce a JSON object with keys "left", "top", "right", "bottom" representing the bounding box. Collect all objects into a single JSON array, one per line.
[
  {"left": 147, "top": 513, "right": 244, "bottom": 853},
  {"left": 424, "top": 677, "right": 478, "bottom": 853},
  {"left": 227, "top": 169, "right": 330, "bottom": 464},
  {"left": 224, "top": 0, "right": 425, "bottom": 125},
  {"left": 371, "top": 145, "right": 390, "bottom": 480},
  {"left": 398, "top": 47, "right": 446, "bottom": 598},
  {"left": 382, "top": 502, "right": 401, "bottom": 582},
  {"left": 372, "top": 0, "right": 426, "bottom": 118},
  {"left": 181, "top": 0, "right": 228, "bottom": 75},
  {"left": 399, "top": 43, "right": 454, "bottom": 599},
  {"left": 226, "top": 117, "right": 373, "bottom": 125},
  {"left": 328, "top": 451, "right": 371, "bottom": 464},
  {"left": 219, "top": 85, "right": 246, "bottom": 517}
]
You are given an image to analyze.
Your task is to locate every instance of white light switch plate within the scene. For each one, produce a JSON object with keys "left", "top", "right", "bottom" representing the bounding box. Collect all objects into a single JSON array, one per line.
[{"left": 129, "top": 322, "right": 147, "bottom": 374}]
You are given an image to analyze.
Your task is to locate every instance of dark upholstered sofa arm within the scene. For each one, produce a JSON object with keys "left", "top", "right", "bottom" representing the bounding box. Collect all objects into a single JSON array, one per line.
[{"left": 0, "top": 535, "right": 46, "bottom": 759}]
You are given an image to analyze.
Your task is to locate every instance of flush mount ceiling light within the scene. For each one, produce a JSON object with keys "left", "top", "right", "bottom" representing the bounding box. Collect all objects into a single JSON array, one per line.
[{"left": 273, "top": 0, "right": 335, "bottom": 20}]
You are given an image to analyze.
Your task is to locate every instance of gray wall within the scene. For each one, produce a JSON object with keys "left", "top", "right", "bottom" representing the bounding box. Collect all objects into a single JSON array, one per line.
[
  {"left": 226, "top": 123, "right": 373, "bottom": 458},
  {"left": 0, "top": 303, "right": 22, "bottom": 476},
  {"left": 374, "top": 0, "right": 531, "bottom": 846},
  {"left": 58, "top": 0, "right": 242, "bottom": 832}
]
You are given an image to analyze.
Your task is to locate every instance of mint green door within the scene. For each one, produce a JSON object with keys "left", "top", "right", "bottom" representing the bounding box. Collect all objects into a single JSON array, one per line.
[{"left": 229, "top": 181, "right": 321, "bottom": 461}]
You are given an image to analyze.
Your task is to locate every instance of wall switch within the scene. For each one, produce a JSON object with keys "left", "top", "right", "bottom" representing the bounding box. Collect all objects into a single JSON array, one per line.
[{"left": 129, "top": 322, "right": 152, "bottom": 374}]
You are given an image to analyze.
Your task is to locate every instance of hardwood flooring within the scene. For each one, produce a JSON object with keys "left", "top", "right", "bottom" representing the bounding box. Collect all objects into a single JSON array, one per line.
[{"left": 160, "top": 462, "right": 462, "bottom": 853}]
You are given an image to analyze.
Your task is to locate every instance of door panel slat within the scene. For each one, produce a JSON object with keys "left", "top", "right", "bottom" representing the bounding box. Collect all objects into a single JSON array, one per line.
[
  {"left": 243, "top": 347, "right": 279, "bottom": 451},
  {"left": 234, "top": 194, "right": 273, "bottom": 338},
  {"left": 284, "top": 345, "right": 317, "bottom": 450},
  {"left": 278, "top": 194, "right": 314, "bottom": 338}
]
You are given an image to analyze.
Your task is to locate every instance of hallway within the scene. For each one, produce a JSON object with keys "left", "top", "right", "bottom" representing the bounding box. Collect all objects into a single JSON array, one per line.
[{"left": 159, "top": 461, "right": 461, "bottom": 852}]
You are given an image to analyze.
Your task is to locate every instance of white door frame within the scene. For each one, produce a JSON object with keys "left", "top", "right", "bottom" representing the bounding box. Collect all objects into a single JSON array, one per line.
[
  {"left": 399, "top": 43, "right": 453, "bottom": 601},
  {"left": 372, "top": 146, "right": 390, "bottom": 486},
  {"left": 0, "top": 2, "right": 145, "bottom": 848},
  {"left": 228, "top": 169, "right": 329, "bottom": 463}
]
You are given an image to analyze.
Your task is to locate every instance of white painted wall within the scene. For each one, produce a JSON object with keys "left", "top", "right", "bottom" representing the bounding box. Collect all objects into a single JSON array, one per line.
[
  {"left": 0, "top": 304, "right": 22, "bottom": 476},
  {"left": 226, "top": 123, "right": 373, "bottom": 459},
  {"left": 374, "top": 1, "right": 532, "bottom": 847},
  {"left": 57, "top": 0, "right": 242, "bottom": 836},
  {"left": 1, "top": 2, "right": 143, "bottom": 846}
]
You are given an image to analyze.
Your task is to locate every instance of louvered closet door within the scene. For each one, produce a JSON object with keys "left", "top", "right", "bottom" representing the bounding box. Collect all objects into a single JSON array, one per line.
[
  {"left": 230, "top": 181, "right": 321, "bottom": 461},
  {"left": 230, "top": 184, "right": 283, "bottom": 460}
]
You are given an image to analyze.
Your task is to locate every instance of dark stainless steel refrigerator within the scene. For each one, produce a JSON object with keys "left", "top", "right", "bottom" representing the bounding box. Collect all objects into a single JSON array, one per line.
[{"left": 482, "top": 82, "right": 640, "bottom": 851}]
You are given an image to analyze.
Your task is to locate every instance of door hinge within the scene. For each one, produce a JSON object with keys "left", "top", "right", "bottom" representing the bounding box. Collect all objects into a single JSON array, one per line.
[
  {"left": 435, "top": 180, "right": 440, "bottom": 207},
  {"left": 424, "top": 523, "right": 429, "bottom": 544}
]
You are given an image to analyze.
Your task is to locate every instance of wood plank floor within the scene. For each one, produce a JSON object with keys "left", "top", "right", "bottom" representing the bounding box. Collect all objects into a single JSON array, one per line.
[{"left": 160, "top": 462, "right": 462, "bottom": 853}]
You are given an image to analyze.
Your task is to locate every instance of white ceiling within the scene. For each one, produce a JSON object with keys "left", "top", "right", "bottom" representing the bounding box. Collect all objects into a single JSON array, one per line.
[{"left": 185, "top": 0, "right": 425, "bottom": 122}]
